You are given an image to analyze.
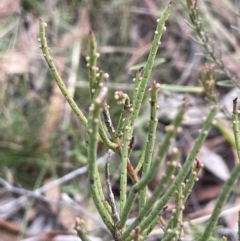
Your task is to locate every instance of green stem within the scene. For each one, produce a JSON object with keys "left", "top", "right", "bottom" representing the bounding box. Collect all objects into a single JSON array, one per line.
[
  {"left": 88, "top": 31, "right": 97, "bottom": 100},
  {"left": 138, "top": 160, "right": 178, "bottom": 238},
  {"left": 118, "top": 103, "right": 185, "bottom": 232},
  {"left": 129, "top": 2, "right": 171, "bottom": 135},
  {"left": 233, "top": 98, "right": 240, "bottom": 162},
  {"left": 120, "top": 104, "right": 133, "bottom": 219},
  {"left": 87, "top": 86, "right": 114, "bottom": 232},
  {"left": 182, "top": 158, "right": 203, "bottom": 202},
  {"left": 39, "top": 19, "right": 118, "bottom": 151},
  {"left": 200, "top": 162, "right": 240, "bottom": 240},
  {"left": 135, "top": 145, "right": 146, "bottom": 173},
  {"left": 200, "top": 99, "right": 240, "bottom": 241},
  {"left": 39, "top": 19, "right": 87, "bottom": 127},
  {"left": 120, "top": 105, "right": 217, "bottom": 240},
  {"left": 162, "top": 159, "right": 203, "bottom": 239},
  {"left": 139, "top": 81, "right": 160, "bottom": 210},
  {"left": 132, "top": 67, "right": 144, "bottom": 110},
  {"left": 136, "top": 106, "right": 218, "bottom": 235}
]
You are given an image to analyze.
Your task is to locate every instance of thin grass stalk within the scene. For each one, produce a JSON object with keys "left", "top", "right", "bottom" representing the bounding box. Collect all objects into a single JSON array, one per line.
[
  {"left": 139, "top": 81, "right": 160, "bottom": 210},
  {"left": 117, "top": 103, "right": 185, "bottom": 233},
  {"left": 200, "top": 99, "right": 240, "bottom": 241}
]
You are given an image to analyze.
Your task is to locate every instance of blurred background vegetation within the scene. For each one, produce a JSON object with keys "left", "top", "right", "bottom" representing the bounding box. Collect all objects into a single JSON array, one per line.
[{"left": 1, "top": 0, "right": 240, "bottom": 240}]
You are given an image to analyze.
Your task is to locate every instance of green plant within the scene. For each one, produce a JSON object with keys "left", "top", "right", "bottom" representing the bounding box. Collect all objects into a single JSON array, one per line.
[{"left": 38, "top": 2, "right": 240, "bottom": 241}]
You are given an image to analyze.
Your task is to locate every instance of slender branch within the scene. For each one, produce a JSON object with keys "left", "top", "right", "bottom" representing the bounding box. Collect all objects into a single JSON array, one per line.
[
  {"left": 233, "top": 98, "right": 240, "bottom": 162},
  {"left": 120, "top": 105, "right": 217, "bottom": 240},
  {"left": 87, "top": 31, "right": 98, "bottom": 100},
  {"left": 120, "top": 103, "right": 133, "bottom": 218},
  {"left": 118, "top": 102, "right": 185, "bottom": 232},
  {"left": 129, "top": 2, "right": 172, "bottom": 135},
  {"left": 200, "top": 99, "right": 240, "bottom": 241},
  {"left": 39, "top": 19, "right": 88, "bottom": 127},
  {"left": 139, "top": 81, "right": 160, "bottom": 210},
  {"left": 87, "top": 86, "right": 114, "bottom": 231}
]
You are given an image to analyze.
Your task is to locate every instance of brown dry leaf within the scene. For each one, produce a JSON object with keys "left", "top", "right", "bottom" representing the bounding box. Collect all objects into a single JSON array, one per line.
[{"left": 43, "top": 179, "right": 61, "bottom": 213}]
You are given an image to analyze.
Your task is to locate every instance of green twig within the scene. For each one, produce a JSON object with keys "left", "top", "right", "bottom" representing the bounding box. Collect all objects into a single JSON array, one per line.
[
  {"left": 182, "top": 158, "right": 203, "bottom": 202},
  {"left": 87, "top": 31, "right": 98, "bottom": 100},
  {"left": 132, "top": 67, "right": 144, "bottom": 110},
  {"left": 120, "top": 103, "right": 133, "bottom": 219},
  {"left": 130, "top": 2, "right": 172, "bottom": 134},
  {"left": 118, "top": 102, "right": 185, "bottom": 234},
  {"left": 135, "top": 106, "right": 218, "bottom": 236},
  {"left": 233, "top": 98, "right": 240, "bottom": 162},
  {"left": 135, "top": 145, "right": 146, "bottom": 173},
  {"left": 136, "top": 160, "right": 178, "bottom": 240},
  {"left": 139, "top": 81, "right": 160, "bottom": 210},
  {"left": 39, "top": 19, "right": 118, "bottom": 151},
  {"left": 87, "top": 86, "right": 114, "bottom": 232},
  {"left": 200, "top": 99, "right": 240, "bottom": 241},
  {"left": 39, "top": 19, "right": 87, "bottom": 127}
]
